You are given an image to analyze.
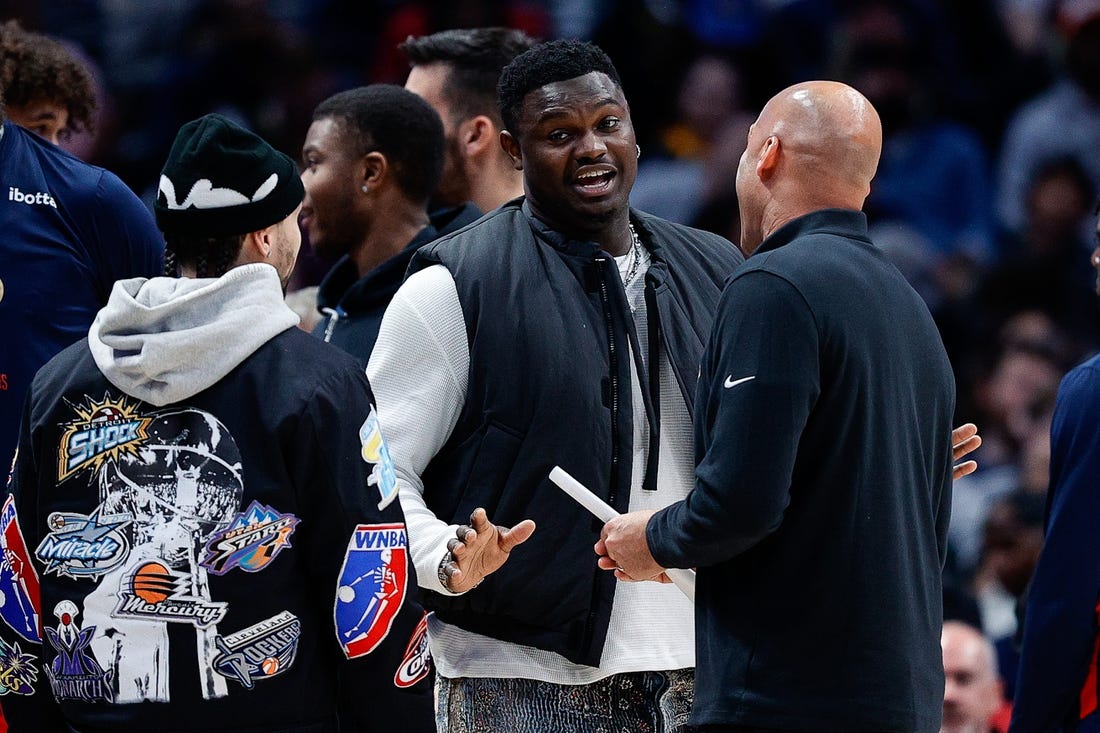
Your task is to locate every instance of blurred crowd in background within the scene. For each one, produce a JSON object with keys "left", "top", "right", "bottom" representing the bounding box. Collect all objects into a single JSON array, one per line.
[{"left": 4, "top": 0, "right": 1100, "bottom": 719}]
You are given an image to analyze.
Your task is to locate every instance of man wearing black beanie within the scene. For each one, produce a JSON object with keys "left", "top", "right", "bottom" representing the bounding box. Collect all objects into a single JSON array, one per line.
[{"left": 0, "top": 113, "right": 412, "bottom": 733}]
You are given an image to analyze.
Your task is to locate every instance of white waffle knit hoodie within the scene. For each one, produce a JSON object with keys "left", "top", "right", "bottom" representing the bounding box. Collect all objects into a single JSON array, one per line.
[{"left": 88, "top": 263, "right": 299, "bottom": 406}]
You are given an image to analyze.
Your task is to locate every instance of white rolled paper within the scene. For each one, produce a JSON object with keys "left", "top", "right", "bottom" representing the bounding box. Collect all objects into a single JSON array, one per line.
[{"left": 549, "top": 466, "right": 696, "bottom": 602}]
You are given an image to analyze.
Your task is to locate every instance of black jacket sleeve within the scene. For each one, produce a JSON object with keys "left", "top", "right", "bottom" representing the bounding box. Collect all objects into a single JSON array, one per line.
[
  {"left": 647, "top": 270, "right": 820, "bottom": 569},
  {"left": 1, "top": 393, "right": 67, "bottom": 732},
  {"left": 287, "top": 367, "right": 412, "bottom": 732}
]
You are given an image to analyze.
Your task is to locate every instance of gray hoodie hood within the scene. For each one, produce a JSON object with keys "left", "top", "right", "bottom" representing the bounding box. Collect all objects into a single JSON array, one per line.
[{"left": 89, "top": 263, "right": 299, "bottom": 406}]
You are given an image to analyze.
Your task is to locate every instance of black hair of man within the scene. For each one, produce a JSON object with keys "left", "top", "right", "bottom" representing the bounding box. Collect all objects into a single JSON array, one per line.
[
  {"left": 164, "top": 233, "right": 245, "bottom": 278},
  {"left": 312, "top": 84, "right": 445, "bottom": 205},
  {"left": 497, "top": 39, "right": 622, "bottom": 135},
  {"left": 399, "top": 27, "right": 537, "bottom": 128}
]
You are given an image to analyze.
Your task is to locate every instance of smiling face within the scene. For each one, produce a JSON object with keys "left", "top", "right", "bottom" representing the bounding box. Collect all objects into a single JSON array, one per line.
[
  {"left": 502, "top": 71, "right": 636, "bottom": 241},
  {"left": 299, "top": 116, "right": 365, "bottom": 260}
]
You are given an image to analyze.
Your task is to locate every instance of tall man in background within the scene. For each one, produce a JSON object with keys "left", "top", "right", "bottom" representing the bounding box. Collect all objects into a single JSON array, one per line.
[
  {"left": 600, "top": 81, "right": 957, "bottom": 733},
  {"left": 303, "top": 84, "right": 451, "bottom": 355},
  {"left": 401, "top": 27, "right": 536, "bottom": 214}
]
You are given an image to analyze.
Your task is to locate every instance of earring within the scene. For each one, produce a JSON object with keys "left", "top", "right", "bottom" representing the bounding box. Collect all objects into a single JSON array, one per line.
[
  {"left": 361, "top": 184, "right": 369, "bottom": 193},
  {"left": 636, "top": 144, "right": 641, "bottom": 159}
]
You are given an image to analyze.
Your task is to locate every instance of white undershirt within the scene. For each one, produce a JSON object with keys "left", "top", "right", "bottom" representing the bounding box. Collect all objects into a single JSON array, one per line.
[{"left": 366, "top": 247, "right": 695, "bottom": 683}]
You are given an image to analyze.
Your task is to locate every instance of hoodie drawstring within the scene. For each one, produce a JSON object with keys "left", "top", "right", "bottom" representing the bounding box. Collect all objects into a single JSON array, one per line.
[{"left": 321, "top": 307, "right": 341, "bottom": 343}]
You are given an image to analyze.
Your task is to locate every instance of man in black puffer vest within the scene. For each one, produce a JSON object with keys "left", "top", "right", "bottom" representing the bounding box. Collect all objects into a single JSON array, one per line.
[{"left": 367, "top": 39, "right": 742, "bottom": 732}]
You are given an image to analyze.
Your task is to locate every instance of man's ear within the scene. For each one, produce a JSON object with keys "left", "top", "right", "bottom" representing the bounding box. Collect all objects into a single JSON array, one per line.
[
  {"left": 460, "top": 115, "right": 497, "bottom": 158},
  {"left": 500, "top": 130, "right": 523, "bottom": 171},
  {"left": 237, "top": 228, "right": 270, "bottom": 265},
  {"left": 362, "top": 151, "right": 387, "bottom": 190},
  {"left": 756, "top": 135, "right": 780, "bottom": 181}
]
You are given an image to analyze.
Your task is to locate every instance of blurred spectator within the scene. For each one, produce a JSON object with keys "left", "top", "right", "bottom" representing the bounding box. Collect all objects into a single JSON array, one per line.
[
  {"left": 996, "top": 13, "right": 1100, "bottom": 234},
  {"left": 949, "top": 312, "right": 1069, "bottom": 575},
  {"left": 631, "top": 53, "right": 753, "bottom": 224},
  {"left": 839, "top": 1, "right": 995, "bottom": 273},
  {"left": 981, "top": 157, "right": 1100, "bottom": 349},
  {"left": 979, "top": 491, "right": 1046, "bottom": 701},
  {"left": 941, "top": 621, "right": 1006, "bottom": 733}
]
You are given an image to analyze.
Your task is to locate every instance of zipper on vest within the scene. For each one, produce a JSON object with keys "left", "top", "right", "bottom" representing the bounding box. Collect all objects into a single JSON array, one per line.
[
  {"left": 580, "top": 257, "right": 621, "bottom": 661},
  {"left": 597, "top": 259, "right": 620, "bottom": 494}
]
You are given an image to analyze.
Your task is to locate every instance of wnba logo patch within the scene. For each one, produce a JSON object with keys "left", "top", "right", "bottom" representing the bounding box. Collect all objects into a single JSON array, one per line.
[{"left": 335, "top": 524, "right": 407, "bottom": 658}]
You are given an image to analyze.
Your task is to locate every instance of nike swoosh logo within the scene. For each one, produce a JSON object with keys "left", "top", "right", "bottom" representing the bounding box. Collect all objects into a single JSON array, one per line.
[{"left": 724, "top": 375, "right": 756, "bottom": 389}]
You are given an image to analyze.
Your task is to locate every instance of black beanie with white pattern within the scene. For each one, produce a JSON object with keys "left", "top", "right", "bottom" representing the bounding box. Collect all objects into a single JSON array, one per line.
[{"left": 155, "top": 113, "right": 304, "bottom": 237}]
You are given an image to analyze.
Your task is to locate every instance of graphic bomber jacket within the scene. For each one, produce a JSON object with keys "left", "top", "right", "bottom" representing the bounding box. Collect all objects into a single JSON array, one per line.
[{"left": 0, "top": 265, "right": 411, "bottom": 733}]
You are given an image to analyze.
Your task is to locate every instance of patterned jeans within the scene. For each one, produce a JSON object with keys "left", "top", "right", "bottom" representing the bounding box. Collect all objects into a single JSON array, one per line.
[{"left": 436, "top": 669, "right": 695, "bottom": 733}]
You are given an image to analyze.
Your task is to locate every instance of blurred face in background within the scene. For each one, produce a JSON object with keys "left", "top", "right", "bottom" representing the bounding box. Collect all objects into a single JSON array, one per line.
[{"left": 940, "top": 623, "right": 1002, "bottom": 733}]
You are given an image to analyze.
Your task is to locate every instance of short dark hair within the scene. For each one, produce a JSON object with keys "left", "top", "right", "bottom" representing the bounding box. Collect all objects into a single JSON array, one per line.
[
  {"left": 164, "top": 233, "right": 246, "bottom": 279},
  {"left": 0, "top": 20, "right": 96, "bottom": 133},
  {"left": 313, "top": 85, "right": 444, "bottom": 205},
  {"left": 497, "top": 39, "right": 622, "bottom": 134},
  {"left": 399, "top": 27, "right": 537, "bottom": 128}
]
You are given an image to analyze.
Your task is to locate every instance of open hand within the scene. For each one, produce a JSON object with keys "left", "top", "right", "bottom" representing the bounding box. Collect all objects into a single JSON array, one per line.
[{"left": 441, "top": 508, "right": 535, "bottom": 594}]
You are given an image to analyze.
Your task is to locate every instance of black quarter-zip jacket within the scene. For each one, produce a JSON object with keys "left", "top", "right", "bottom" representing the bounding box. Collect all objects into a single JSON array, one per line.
[{"left": 649, "top": 209, "right": 955, "bottom": 732}]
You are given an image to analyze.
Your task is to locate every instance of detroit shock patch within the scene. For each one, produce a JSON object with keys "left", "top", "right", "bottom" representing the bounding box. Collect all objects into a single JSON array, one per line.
[
  {"left": 334, "top": 523, "right": 407, "bottom": 659},
  {"left": 200, "top": 501, "right": 298, "bottom": 576},
  {"left": 56, "top": 395, "right": 151, "bottom": 483}
]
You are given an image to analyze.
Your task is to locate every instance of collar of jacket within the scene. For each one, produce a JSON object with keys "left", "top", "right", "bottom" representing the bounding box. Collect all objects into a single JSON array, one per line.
[
  {"left": 518, "top": 199, "right": 671, "bottom": 287},
  {"left": 315, "top": 223, "right": 438, "bottom": 316},
  {"left": 754, "top": 208, "right": 870, "bottom": 256}
]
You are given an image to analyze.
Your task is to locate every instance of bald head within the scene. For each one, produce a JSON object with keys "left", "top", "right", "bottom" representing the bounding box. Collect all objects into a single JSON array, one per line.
[
  {"left": 735, "top": 81, "right": 883, "bottom": 254},
  {"left": 941, "top": 622, "right": 1001, "bottom": 733}
]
